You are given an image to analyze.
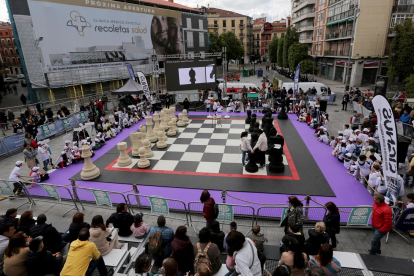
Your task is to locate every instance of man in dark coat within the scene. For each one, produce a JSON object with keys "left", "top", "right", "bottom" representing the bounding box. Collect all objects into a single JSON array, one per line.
[
  {"left": 105, "top": 203, "right": 134, "bottom": 237},
  {"left": 26, "top": 237, "right": 63, "bottom": 276},
  {"left": 30, "top": 214, "right": 66, "bottom": 254}
]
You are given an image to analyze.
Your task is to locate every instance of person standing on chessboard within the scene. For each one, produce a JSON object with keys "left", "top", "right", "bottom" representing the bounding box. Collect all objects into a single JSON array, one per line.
[{"left": 252, "top": 129, "right": 268, "bottom": 168}]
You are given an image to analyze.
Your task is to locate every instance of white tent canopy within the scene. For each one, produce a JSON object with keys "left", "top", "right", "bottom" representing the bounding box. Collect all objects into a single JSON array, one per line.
[{"left": 111, "top": 78, "right": 144, "bottom": 95}]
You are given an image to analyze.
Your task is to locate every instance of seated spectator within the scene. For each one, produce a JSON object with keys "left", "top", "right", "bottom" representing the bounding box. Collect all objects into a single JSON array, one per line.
[
  {"left": 130, "top": 212, "right": 149, "bottom": 239},
  {"left": 171, "top": 226, "right": 194, "bottom": 275},
  {"left": 308, "top": 266, "right": 326, "bottom": 276},
  {"left": 26, "top": 236, "right": 64, "bottom": 276},
  {"left": 309, "top": 244, "right": 341, "bottom": 276},
  {"left": 0, "top": 208, "right": 19, "bottom": 229},
  {"left": 67, "top": 212, "right": 90, "bottom": 243},
  {"left": 12, "top": 119, "right": 23, "bottom": 133},
  {"left": 3, "top": 231, "right": 32, "bottom": 276},
  {"left": 273, "top": 265, "right": 291, "bottom": 276},
  {"left": 30, "top": 214, "right": 66, "bottom": 254},
  {"left": 210, "top": 220, "right": 225, "bottom": 252},
  {"left": 17, "top": 211, "right": 36, "bottom": 236},
  {"left": 223, "top": 221, "right": 237, "bottom": 252},
  {"left": 159, "top": 258, "right": 178, "bottom": 276},
  {"left": 130, "top": 253, "right": 153, "bottom": 276},
  {"left": 0, "top": 223, "right": 16, "bottom": 260},
  {"left": 193, "top": 227, "right": 222, "bottom": 275},
  {"left": 304, "top": 222, "right": 330, "bottom": 256},
  {"left": 61, "top": 228, "right": 111, "bottom": 276},
  {"left": 225, "top": 230, "right": 261, "bottom": 276},
  {"left": 106, "top": 203, "right": 134, "bottom": 237},
  {"left": 279, "top": 238, "right": 308, "bottom": 276},
  {"left": 148, "top": 215, "right": 174, "bottom": 267},
  {"left": 89, "top": 215, "right": 123, "bottom": 256},
  {"left": 247, "top": 225, "right": 266, "bottom": 270},
  {"left": 280, "top": 223, "right": 305, "bottom": 252}
]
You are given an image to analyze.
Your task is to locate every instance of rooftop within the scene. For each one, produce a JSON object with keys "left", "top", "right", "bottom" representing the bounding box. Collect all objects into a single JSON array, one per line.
[
  {"left": 200, "top": 7, "right": 250, "bottom": 18},
  {"left": 127, "top": 0, "right": 202, "bottom": 14}
]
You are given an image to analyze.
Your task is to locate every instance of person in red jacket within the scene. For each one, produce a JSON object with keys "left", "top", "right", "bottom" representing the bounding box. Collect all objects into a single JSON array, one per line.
[
  {"left": 200, "top": 190, "right": 216, "bottom": 228},
  {"left": 369, "top": 194, "right": 392, "bottom": 255}
]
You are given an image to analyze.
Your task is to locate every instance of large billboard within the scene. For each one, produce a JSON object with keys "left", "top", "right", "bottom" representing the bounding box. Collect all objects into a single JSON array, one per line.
[
  {"left": 26, "top": 0, "right": 186, "bottom": 72},
  {"left": 165, "top": 58, "right": 216, "bottom": 91}
]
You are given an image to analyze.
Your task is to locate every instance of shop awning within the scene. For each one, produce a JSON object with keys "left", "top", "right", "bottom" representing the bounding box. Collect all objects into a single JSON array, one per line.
[{"left": 326, "top": 19, "right": 347, "bottom": 26}]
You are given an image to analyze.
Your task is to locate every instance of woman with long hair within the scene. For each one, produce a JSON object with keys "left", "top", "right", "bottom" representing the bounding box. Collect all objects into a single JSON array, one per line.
[
  {"left": 309, "top": 244, "right": 341, "bottom": 276},
  {"left": 171, "top": 226, "right": 194, "bottom": 276},
  {"left": 283, "top": 196, "right": 304, "bottom": 234},
  {"left": 279, "top": 238, "right": 307, "bottom": 276},
  {"left": 3, "top": 231, "right": 32, "bottom": 276},
  {"left": 67, "top": 212, "right": 90, "bottom": 243},
  {"left": 16, "top": 211, "right": 36, "bottom": 236},
  {"left": 323, "top": 202, "right": 340, "bottom": 249},
  {"left": 161, "top": 258, "right": 178, "bottom": 276},
  {"left": 89, "top": 215, "right": 123, "bottom": 256},
  {"left": 200, "top": 190, "right": 216, "bottom": 227},
  {"left": 240, "top": 131, "right": 252, "bottom": 166}
]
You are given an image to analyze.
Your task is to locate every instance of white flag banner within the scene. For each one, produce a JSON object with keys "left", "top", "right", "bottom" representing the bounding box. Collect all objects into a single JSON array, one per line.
[
  {"left": 372, "top": 95, "right": 398, "bottom": 203},
  {"left": 136, "top": 71, "right": 151, "bottom": 101}
]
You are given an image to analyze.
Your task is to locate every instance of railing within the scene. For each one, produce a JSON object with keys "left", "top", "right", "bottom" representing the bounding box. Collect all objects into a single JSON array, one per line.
[
  {"left": 324, "top": 50, "right": 349, "bottom": 56},
  {"left": 239, "top": 33, "right": 245, "bottom": 37},
  {"left": 239, "top": 24, "right": 245, "bottom": 28},
  {"left": 0, "top": 180, "right": 35, "bottom": 210},
  {"left": 327, "top": 9, "right": 355, "bottom": 23},
  {"left": 392, "top": 4, "right": 414, "bottom": 13},
  {"left": 208, "top": 24, "right": 218, "bottom": 28},
  {"left": 325, "top": 29, "right": 353, "bottom": 39}
]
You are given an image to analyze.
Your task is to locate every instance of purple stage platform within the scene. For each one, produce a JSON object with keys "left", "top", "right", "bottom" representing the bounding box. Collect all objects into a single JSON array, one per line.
[{"left": 29, "top": 112, "right": 373, "bottom": 209}]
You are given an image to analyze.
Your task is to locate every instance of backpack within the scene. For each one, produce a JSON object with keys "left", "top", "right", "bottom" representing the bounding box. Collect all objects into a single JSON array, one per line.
[
  {"left": 208, "top": 203, "right": 220, "bottom": 219},
  {"left": 194, "top": 242, "right": 213, "bottom": 273},
  {"left": 148, "top": 227, "right": 167, "bottom": 255}
]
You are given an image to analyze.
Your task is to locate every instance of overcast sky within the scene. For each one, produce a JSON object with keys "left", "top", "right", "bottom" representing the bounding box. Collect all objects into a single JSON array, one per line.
[{"left": 0, "top": 0, "right": 291, "bottom": 23}]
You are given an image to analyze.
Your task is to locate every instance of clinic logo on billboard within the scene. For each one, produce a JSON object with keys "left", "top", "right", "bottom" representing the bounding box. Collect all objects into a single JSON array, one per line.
[{"left": 67, "top": 11, "right": 91, "bottom": 37}]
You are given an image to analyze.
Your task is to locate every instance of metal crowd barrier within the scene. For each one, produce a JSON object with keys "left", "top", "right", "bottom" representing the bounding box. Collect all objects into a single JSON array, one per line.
[
  {"left": 352, "top": 101, "right": 372, "bottom": 117},
  {"left": 0, "top": 180, "right": 36, "bottom": 210},
  {"left": 127, "top": 193, "right": 190, "bottom": 225},
  {"left": 187, "top": 201, "right": 255, "bottom": 235}
]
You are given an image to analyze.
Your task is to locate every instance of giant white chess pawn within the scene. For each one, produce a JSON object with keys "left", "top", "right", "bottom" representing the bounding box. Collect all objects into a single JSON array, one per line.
[
  {"left": 182, "top": 109, "right": 189, "bottom": 123},
  {"left": 177, "top": 113, "right": 185, "bottom": 127},
  {"left": 157, "top": 131, "right": 167, "bottom": 148},
  {"left": 159, "top": 124, "right": 168, "bottom": 141},
  {"left": 170, "top": 107, "right": 177, "bottom": 120},
  {"left": 159, "top": 110, "right": 167, "bottom": 129},
  {"left": 137, "top": 147, "right": 150, "bottom": 168},
  {"left": 172, "top": 118, "right": 178, "bottom": 133},
  {"left": 130, "top": 132, "right": 143, "bottom": 157},
  {"left": 145, "top": 116, "right": 157, "bottom": 142},
  {"left": 117, "top": 142, "right": 132, "bottom": 167},
  {"left": 80, "top": 144, "right": 100, "bottom": 180},
  {"left": 142, "top": 139, "right": 154, "bottom": 158},
  {"left": 167, "top": 121, "right": 176, "bottom": 136},
  {"left": 163, "top": 110, "right": 170, "bottom": 129},
  {"left": 153, "top": 112, "right": 160, "bottom": 134},
  {"left": 139, "top": 124, "right": 147, "bottom": 141}
]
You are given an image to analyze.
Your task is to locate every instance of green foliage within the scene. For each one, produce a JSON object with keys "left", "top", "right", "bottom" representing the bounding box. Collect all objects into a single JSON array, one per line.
[
  {"left": 273, "top": 77, "right": 279, "bottom": 88},
  {"left": 219, "top": 31, "right": 245, "bottom": 60},
  {"left": 283, "top": 26, "right": 299, "bottom": 69},
  {"left": 208, "top": 32, "right": 222, "bottom": 53},
  {"left": 277, "top": 38, "right": 284, "bottom": 67},
  {"left": 387, "top": 19, "right": 414, "bottom": 84},
  {"left": 299, "top": 59, "right": 319, "bottom": 75},
  {"left": 268, "top": 36, "right": 279, "bottom": 64},
  {"left": 404, "top": 74, "right": 414, "bottom": 92},
  {"left": 288, "top": 42, "right": 308, "bottom": 71}
]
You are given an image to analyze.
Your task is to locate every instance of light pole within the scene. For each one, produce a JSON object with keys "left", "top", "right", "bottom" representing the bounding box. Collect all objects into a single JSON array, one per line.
[
  {"left": 151, "top": 50, "right": 158, "bottom": 99},
  {"left": 344, "top": 4, "right": 360, "bottom": 91},
  {"left": 222, "top": 46, "right": 227, "bottom": 97}
]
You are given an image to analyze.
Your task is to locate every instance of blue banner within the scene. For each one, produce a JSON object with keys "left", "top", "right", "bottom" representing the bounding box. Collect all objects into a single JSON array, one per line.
[
  {"left": 125, "top": 63, "right": 135, "bottom": 80},
  {"left": 0, "top": 140, "right": 8, "bottom": 156},
  {"left": 3, "top": 132, "right": 26, "bottom": 153},
  {"left": 293, "top": 64, "right": 300, "bottom": 95},
  {"left": 55, "top": 120, "right": 65, "bottom": 133}
]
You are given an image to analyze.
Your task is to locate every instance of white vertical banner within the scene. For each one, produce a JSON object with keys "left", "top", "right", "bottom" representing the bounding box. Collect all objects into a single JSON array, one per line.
[
  {"left": 372, "top": 95, "right": 398, "bottom": 203},
  {"left": 136, "top": 71, "right": 151, "bottom": 101}
]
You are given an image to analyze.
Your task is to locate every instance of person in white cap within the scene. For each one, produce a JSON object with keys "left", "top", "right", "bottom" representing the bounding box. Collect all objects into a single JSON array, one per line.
[
  {"left": 73, "top": 141, "right": 79, "bottom": 152},
  {"left": 30, "top": 167, "right": 41, "bottom": 186},
  {"left": 9, "top": 161, "right": 24, "bottom": 195},
  {"left": 359, "top": 128, "right": 369, "bottom": 143},
  {"left": 345, "top": 138, "right": 355, "bottom": 155},
  {"left": 227, "top": 99, "right": 234, "bottom": 113},
  {"left": 368, "top": 164, "right": 382, "bottom": 195},
  {"left": 344, "top": 152, "right": 353, "bottom": 170},
  {"left": 122, "top": 116, "right": 130, "bottom": 128},
  {"left": 38, "top": 142, "right": 51, "bottom": 171},
  {"left": 317, "top": 130, "right": 329, "bottom": 144},
  {"left": 115, "top": 122, "right": 122, "bottom": 133},
  {"left": 352, "top": 155, "right": 371, "bottom": 187}
]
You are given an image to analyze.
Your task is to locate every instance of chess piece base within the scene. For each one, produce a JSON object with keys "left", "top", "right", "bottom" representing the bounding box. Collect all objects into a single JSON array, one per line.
[{"left": 138, "top": 159, "right": 150, "bottom": 168}]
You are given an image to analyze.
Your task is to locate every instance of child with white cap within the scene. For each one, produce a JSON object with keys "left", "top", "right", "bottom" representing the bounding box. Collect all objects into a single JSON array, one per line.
[
  {"left": 343, "top": 124, "right": 352, "bottom": 138},
  {"left": 9, "top": 161, "right": 24, "bottom": 195},
  {"left": 38, "top": 142, "right": 51, "bottom": 171},
  {"left": 123, "top": 116, "right": 130, "bottom": 128},
  {"left": 345, "top": 138, "right": 355, "bottom": 155},
  {"left": 343, "top": 152, "right": 353, "bottom": 170},
  {"left": 115, "top": 122, "right": 122, "bottom": 133}
]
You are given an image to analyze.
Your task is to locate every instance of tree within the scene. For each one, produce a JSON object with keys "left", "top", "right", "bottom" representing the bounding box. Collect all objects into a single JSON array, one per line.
[
  {"left": 268, "top": 36, "right": 279, "bottom": 64},
  {"left": 283, "top": 26, "right": 299, "bottom": 69},
  {"left": 288, "top": 42, "right": 308, "bottom": 71},
  {"left": 219, "top": 31, "right": 245, "bottom": 61},
  {"left": 277, "top": 38, "right": 284, "bottom": 68},
  {"left": 404, "top": 74, "right": 414, "bottom": 92},
  {"left": 299, "top": 59, "right": 319, "bottom": 75},
  {"left": 387, "top": 19, "right": 414, "bottom": 84},
  {"left": 208, "top": 32, "right": 222, "bottom": 52}
]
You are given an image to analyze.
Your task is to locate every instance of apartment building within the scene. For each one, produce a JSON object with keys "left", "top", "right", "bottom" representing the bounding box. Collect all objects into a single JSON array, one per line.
[
  {"left": 202, "top": 6, "right": 253, "bottom": 62},
  {"left": 292, "top": 0, "right": 316, "bottom": 54},
  {"left": 271, "top": 17, "right": 291, "bottom": 39},
  {"left": 0, "top": 22, "right": 22, "bottom": 75},
  {"left": 312, "top": 0, "right": 328, "bottom": 60},
  {"left": 253, "top": 17, "right": 266, "bottom": 61}
]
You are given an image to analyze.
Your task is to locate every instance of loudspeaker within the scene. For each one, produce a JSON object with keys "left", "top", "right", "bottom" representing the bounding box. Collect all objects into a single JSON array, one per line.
[
  {"left": 159, "top": 61, "right": 164, "bottom": 69},
  {"left": 320, "top": 100, "right": 328, "bottom": 112},
  {"left": 397, "top": 136, "right": 410, "bottom": 164},
  {"left": 374, "top": 75, "right": 388, "bottom": 96}
]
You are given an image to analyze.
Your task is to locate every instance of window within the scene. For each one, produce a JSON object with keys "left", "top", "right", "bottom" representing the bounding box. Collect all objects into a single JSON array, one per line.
[
  {"left": 223, "top": 20, "right": 226, "bottom": 27},
  {"left": 199, "top": 19, "right": 203, "bottom": 30},
  {"left": 187, "top": 32, "right": 194, "bottom": 48},
  {"left": 4, "top": 48, "right": 7, "bottom": 55},
  {"left": 214, "top": 20, "right": 217, "bottom": 26},
  {"left": 12, "top": 57, "right": 15, "bottom": 64},
  {"left": 223, "top": 29, "right": 226, "bottom": 33},
  {"left": 0, "top": 32, "right": 2, "bottom": 36},
  {"left": 390, "top": 14, "right": 413, "bottom": 28},
  {"left": 281, "top": 33, "right": 285, "bottom": 38},
  {"left": 240, "top": 20, "right": 244, "bottom": 26},
  {"left": 256, "top": 34, "right": 259, "bottom": 39},
  {"left": 186, "top": 18, "right": 192, "bottom": 29},
  {"left": 319, "top": 0, "right": 325, "bottom": 5},
  {"left": 232, "top": 29, "right": 235, "bottom": 33},
  {"left": 317, "top": 28, "right": 322, "bottom": 37},
  {"left": 256, "top": 41, "right": 259, "bottom": 47},
  {"left": 5, "top": 32, "right": 8, "bottom": 35},
  {"left": 199, "top": 32, "right": 205, "bottom": 47},
  {"left": 318, "top": 12, "right": 324, "bottom": 22},
  {"left": 240, "top": 39, "right": 243, "bottom": 45},
  {"left": 231, "top": 20, "right": 235, "bottom": 27}
]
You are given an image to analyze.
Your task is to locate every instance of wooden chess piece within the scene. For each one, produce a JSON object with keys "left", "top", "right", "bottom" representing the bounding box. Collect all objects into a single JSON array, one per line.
[
  {"left": 157, "top": 131, "right": 167, "bottom": 148},
  {"left": 130, "top": 132, "right": 143, "bottom": 157},
  {"left": 170, "top": 106, "right": 177, "bottom": 120},
  {"left": 80, "top": 144, "right": 100, "bottom": 180},
  {"left": 177, "top": 113, "right": 185, "bottom": 127},
  {"left": 145, "top": 116, "right": 157, "bottom": 142},
  {"left": 137, "top": 147, "right": 150, "bottom": 168},
  {"left": 116, "top": 142, "right": 132, "bottom": 167},
  {"left": 142, "top": 139, "right": 154, "bottom": 158},
  {"left": 167, "top": 121, "right": 176, "bottom": 136}
]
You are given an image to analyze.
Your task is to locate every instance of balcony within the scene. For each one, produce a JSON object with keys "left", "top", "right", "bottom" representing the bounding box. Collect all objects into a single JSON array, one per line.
[
  {"left": 299, "top": 35, "right": 313, "bottom": 44},
  {"left": 208, "top": 24, "right": 218, "bottom": 28},
  {"left": 392, "top": 4, "right": 414, "bottom": 13},
  {"left": 292, "top": 0, "right": 316, "bottom": 14},
  {"left": 239, "top": 33, "right": 245, "bottom": 37},
  {"left": 324, "top": 49, "right": 350, "bottom": 56},
  {"left": 328, "top": 0, "right": 351, "bottom": 6},
  {"left": 325, "top": 29, "right": 352, "bottom": 40},
  {"left": 239, "top": 24, "right": 245, "bottom": 28},
  {"left": 297, "top": 24, "right": 315, "bottom": 32},
  {"left": 292, "top": 9, "right": 316, "bottom": 24},
  {"left": 327, "top": 9, "right": 355, "bottom": 24}
]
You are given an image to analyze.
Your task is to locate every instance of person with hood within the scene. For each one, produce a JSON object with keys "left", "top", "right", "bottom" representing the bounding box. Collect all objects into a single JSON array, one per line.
[
  {"left": 26, "top": 237, "right": 63, "bottom": 276},
  {"left": 89, "top": 215, "right": 123, "bottom": 256},
  {"left": 247, "top": 225, "right": 266, "bottom": 271},
  {"left": 210, "top": 221, "right": 225, "bottom": 252},
  {"left": 67, "top": 212, "right": 90, "bottom": 243},
  {"left": 171, "top": 226, "right": 194, "bottom": 275},
  {"left": 61, "top": 228, "right": 110, "bottom": 276},
  {"left": 105, "top": 203, "right": 134, "bottom": 237},
  {"left": 323, "top": 202, "right": 340, "bottom": 249},
  {"left": 304, "top": 222, "right": 330, "bottom": 256},
  {"left": 200, "top": 190, "right": 216, "bottom": 227},
  {"left": 30, "top": 214, "right": 66, "bottom": 254}
]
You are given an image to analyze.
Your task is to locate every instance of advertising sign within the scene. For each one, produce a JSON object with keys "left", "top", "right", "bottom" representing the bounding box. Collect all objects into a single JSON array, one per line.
[
  {"left": 395, "top": 208, "right": 414, "bottom": 231},
  {"left": 0, "top": 181, "right": 15, "bottom": 196},
  {"left": 2, "top": 132, "right": 26, "bottom": 153},
  {"left": 27, "top": 0, "right": 183, "bottom": 72},
  {"left": 216, "top": 204, "right": 234, "bottom": 222},
  {"left": 347, "top": 207, "right": 373, "bottom": 226},
  {"left": 79, "top": 112, "right": 87, "bottom": 122},
  {"left": 62, "top": 118, "right": 71, "bottom": 129},
  {"left": 279, "top": 207, "right": 288, "bottom": 226},
  {"left": 92, "top": 189, "right": 112, "bottom": 206},
  {"left": 0, "top": 140, "right": 8, "bottom": 156},
  {"left": 293, "top": 64, "right": 300, "bottom": 95},
  {"left": 148, "top": 196, "right": 169, "bottom": 215},
  {"left": 55, "top": 119, "right": 65, "bottom": 133},
  {"left": 372, "top": 96, "right": 399, "bottom": 203},
  {"left": 136, "top": 71, "right": 151, "bottom": 101},
  {"left": 41, "top": 124, "right": 52, "bottom": 137},
  {"left": 40, "top": 184, "right": 61, "bottom": 201}
]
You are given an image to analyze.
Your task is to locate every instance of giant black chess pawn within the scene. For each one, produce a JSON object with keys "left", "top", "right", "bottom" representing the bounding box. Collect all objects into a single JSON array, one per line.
[
  {"left": 268, "top": 145, "right": 284, "bottom": 173},
  {"left": 275, "top": 134, "right": 284, "bottom": 148},
  {"left": 245, "top": 151, "right": 259, "bottom": 173},
  {"left": 250, "top": 132, "right": 259, "bottom": 148},
  {"left": 263, "top": 117, "right": 273, "bottom": 138},
  {"left": 266, "top": 135, "right": 277, "bottom": 154},
  {"left": 249, "top": 115, "right": 257, "bottom": 133},
  {"left": 253, "top": 122, "right": 260, "bottom": 134},
  {"left": 246, "top": 110, "right": 252, "bottom": 124},
  {"left": 269, "top": 124, "right": 277, "bottom": 137},
  {"left": 277, "top": 98, "right": 288, "bottom": 120}
]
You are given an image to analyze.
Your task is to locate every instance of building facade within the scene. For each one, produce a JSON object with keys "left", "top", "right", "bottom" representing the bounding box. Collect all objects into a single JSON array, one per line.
[
  {"left": 271, "top": 17, "right": 291, "bottom": 39},
  {"left": 253, "top": 17, "right": 266, "bottom": 61},
  {"left": 202, "top": 7, "right": 253, "bottom": 62},
  {"left": 292, "top": 0, "right": 316, "bottom": 54},
  {"left": 0, "top": 22, "right": 22, "bottom": 75}
]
